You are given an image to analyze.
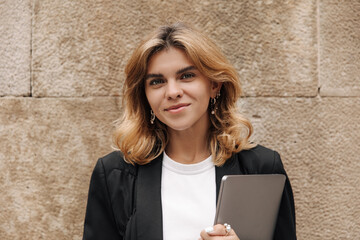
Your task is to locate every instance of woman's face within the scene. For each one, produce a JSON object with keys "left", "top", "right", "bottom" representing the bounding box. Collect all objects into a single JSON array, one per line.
[{"left": 145, "top": 47, "right": 220, "bottom": 132}]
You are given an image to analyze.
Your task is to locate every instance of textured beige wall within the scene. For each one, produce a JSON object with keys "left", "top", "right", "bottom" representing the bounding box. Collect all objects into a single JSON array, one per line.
[
  {"left": 0, "top": 0, "right": 31, "bottom": 96},
  {"left": 0, "top": 0, "right": 359, "bottom": 239}
]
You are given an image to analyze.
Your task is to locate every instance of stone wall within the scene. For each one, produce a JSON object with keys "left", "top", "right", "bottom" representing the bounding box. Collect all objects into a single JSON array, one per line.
[{"left": 0, "top": 0, "right": 359, "bottom": 239}]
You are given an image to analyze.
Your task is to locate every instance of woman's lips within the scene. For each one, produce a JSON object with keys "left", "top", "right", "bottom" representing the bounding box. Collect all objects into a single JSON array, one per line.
[{"left": 165, "top": 103, "right": 190, "bottom": 113}]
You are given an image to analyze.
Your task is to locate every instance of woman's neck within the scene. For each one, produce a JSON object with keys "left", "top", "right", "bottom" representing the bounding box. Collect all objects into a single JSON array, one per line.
[{"left": 166, "top": 122, "right": 211, "bottom": 164}]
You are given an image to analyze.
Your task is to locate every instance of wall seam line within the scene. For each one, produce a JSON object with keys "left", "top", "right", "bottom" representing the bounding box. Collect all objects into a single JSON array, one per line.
[
  {"left": 29, "top": 0, "right": 33, "bottom": 98},
  {"left": 316, "top": 0, "right": 321, "bottom": 97}
]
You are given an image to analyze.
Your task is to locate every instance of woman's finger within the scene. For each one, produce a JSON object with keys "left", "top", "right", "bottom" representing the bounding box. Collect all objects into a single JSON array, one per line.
[
  {"left": 200, "top": 224, "right": 228, "bottom": 238},
  {"left": 200, "top": 224, "right": 240, "bottom": 240}
]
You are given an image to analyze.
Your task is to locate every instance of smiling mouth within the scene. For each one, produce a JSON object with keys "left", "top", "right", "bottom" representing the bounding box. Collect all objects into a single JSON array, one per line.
[{"left": 165, "top": 104, "right": 190, "bottom": 111}]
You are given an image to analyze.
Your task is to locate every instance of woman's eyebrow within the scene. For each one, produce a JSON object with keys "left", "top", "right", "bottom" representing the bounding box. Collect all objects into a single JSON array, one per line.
[
  {"left": 176, "top": 66, "right": 196, "bottom": 75},
  {"left": 145, "top": 73, "right": 163, "bottom": 80}
]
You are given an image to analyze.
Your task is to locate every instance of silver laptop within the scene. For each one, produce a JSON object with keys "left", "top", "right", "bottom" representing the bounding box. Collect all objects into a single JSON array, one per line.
[{"left": 214, "top": 174, "right": 286, "bottom": 240}]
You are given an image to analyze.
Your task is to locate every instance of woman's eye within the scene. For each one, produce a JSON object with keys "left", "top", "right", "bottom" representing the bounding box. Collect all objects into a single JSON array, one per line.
[
  {"left": 180, "top": 72, "right": 195, "bottom": 80},
  {"left": 149, "top": 79, "right": 164, "bottom": 86}
]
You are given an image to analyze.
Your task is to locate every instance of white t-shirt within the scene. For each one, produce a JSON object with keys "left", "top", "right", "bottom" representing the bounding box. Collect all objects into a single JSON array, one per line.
[{"left": 161, "top": 152, "right": 216, "bottom": 240}]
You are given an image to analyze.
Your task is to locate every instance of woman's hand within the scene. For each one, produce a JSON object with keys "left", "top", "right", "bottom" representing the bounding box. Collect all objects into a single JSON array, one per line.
[{"left": 199, "top": 224, "right": 240, "bottom": 240}]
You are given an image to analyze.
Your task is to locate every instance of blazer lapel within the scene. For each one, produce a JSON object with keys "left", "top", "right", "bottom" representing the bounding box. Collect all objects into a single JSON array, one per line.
[
  {"left": 136, "top": 154, "right": 163, "bottom": 240},
  {"left": 215, "top": 154, "right": 242, "bottom": 203}
]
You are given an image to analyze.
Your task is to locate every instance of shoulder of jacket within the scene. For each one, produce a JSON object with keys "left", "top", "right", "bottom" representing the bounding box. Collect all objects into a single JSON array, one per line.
[
  {"left": 98, "top": 151, "right": 137, "bottom": 176},
  {"left": 236, "top": 144, "right": 282, "bottom": 173}
]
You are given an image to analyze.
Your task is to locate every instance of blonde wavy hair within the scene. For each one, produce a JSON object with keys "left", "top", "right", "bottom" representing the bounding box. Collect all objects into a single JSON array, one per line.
[{"left": 114, "top": 22, "right": 254, "bottom": 166}]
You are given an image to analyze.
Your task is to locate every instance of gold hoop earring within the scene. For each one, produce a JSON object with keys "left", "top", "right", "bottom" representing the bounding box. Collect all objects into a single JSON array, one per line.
[
  {"left": 150, "top": 110, "right": 155, "bottom": 124},
  {"left": 211, "top": 91, "right": 220, "bottom": 115},
  {"left": 211, "top": 98, "right": 217, "bottom": 115}
]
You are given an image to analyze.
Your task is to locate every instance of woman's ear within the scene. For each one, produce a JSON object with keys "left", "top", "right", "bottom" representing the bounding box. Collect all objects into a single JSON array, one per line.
[{"left": 210, "top": 81, "right": 222, "bottom": 98}]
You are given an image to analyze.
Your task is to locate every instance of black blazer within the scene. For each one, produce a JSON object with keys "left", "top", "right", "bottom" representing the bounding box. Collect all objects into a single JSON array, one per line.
[{"left": 83, "top": 145, "right": 296, "bottom": 240}]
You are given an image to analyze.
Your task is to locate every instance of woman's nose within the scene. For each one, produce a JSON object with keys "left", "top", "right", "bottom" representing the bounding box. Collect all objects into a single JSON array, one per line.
[{"left": 165, "top": 80, "right": 183, "bottom": 99}]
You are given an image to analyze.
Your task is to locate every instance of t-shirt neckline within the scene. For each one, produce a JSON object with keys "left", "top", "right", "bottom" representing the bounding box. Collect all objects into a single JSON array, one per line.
[{"left": 162, "top": 152, "right": 214, "bottom": 175}]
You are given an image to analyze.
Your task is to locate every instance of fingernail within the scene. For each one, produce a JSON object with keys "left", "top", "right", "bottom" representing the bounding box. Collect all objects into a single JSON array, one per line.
[{"left": 205, "top": 226, "right": 214, "bottom": 233}]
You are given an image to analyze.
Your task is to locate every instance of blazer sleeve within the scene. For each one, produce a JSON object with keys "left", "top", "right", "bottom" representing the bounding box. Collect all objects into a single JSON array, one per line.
[
  {"left": 83, "top": 158, "right": 122, "bottom": 240},
  {"left": 272, "top": 151, "right": 297, "bottom": 240}
]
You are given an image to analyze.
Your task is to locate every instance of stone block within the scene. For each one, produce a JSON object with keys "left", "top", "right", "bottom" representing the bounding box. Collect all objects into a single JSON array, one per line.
[
  {"left": 0, "top": 97, "right": 121, "bottom": 239},
  {"left": 32, "top": 0, "right": 317, "bottom": 97},
  {"left": 0, "top": 0, "right": 31, "bottom": 96},
  {"left": 238, "top": 97, "right": 360, "bottom": 239},
  {"left": 319, "top": 0, "right": 360, "bottom": 96},
  {"left": 213, "top": 0, "right": 318, "bottom": 97}
]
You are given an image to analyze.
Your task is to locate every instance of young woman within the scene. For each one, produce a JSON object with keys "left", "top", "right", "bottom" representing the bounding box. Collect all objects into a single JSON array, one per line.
[{"left": 83, "top": 22, "right": 296, "bottom": 240}]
